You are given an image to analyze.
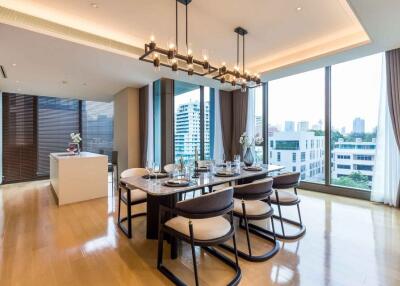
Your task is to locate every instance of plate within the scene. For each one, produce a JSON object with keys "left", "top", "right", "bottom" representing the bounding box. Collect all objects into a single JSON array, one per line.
[
  {"left": 243, "top": 166, "right": 263, "bottom": 171},
  {"left": 214, "top": 171, "right": 239, "bottom": 177},
  {"left": 142, "top": 172, "right": 168, "bottom": 179},
  {"left": 163, "top": 179, "right": 191, "bottom": 187}
]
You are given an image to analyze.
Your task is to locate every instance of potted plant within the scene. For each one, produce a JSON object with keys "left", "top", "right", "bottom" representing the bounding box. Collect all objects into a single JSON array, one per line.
[{"left": 66, "top": 132, "right": 82, "bottom": 155}]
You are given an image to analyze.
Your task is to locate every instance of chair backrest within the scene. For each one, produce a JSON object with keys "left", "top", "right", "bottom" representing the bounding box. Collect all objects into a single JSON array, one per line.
[
  {"left": 120, "top": 168, "right": 147, "bottom": 178},
  {"left": 233, "top": 178, "right": 273, "bottom": 200},
  {"left": 164, "top": 163, "right": 176, "bottom": 173},
  {"left": 273, "top": 172, "right": 300, "bottom": 189},
  {"left": 175, "top": 187, "right": 234, "bottom": 219},
  {"left": 111, "top": 151, "right": 118, "bottom": 165}
]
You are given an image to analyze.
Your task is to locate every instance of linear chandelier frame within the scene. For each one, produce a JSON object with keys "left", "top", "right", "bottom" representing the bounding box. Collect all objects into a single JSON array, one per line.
[{"left": 139, "top": 0, "right": 263, "bottom": 90}]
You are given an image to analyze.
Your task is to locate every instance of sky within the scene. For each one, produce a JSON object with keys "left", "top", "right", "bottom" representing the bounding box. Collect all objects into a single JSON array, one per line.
[
  {"left": 173, "top": 53, "right": 383, "bottom": 133},
  {"left": 267, "top": 53, "right": 383, "bottom": 133}
]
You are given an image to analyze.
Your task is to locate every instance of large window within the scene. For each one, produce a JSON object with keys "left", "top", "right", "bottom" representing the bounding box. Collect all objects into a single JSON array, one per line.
[
  {"left": 174, "top": 81, "right": 214, "bottom": 163},
  {"left": 82, "top": 101, "right": 114, "bottom": 160},
  {"left": 37, "top": 97, "right": 80, "bottom": 176},
  {"left": 253, "top": 86, "right": 264, "bottom": 162},
  {"left": 268, "top": 68, "right": 325, "bottom": 183},
  {"left": 2, "top": 93, "right": 113, "bottom": 183},
  {"left": 331, "top": 54, "right": 381, "bottom": 190}
]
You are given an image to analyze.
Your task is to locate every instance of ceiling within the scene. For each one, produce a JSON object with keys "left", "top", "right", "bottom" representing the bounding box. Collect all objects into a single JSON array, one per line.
[{"left": 0, "top": 0, "right": 399, "bottom": 101}]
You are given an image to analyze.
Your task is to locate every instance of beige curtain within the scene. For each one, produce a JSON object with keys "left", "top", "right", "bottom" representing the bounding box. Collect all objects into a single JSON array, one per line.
[
  {"left": 220, "top": 90, "right": 233, "bottom": 160},
  {"left": 139, "top": 85, "right": 149, "bottom": 167},
  {"left": 385, "top": 49, "right": 400, "bottom": 206},
  {"left": 231, "top": 89, "right": 248, "bottom": 158}
]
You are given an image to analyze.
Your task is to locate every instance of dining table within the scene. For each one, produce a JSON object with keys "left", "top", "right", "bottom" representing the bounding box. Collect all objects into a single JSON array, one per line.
[{"left": 120, "top": 164, "right": 285, "bottom": 258}]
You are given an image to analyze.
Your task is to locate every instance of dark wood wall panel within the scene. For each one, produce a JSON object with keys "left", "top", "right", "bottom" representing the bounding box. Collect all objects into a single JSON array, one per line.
[{"left": 3, "top": 93, "right": 37, "bottom": 183}]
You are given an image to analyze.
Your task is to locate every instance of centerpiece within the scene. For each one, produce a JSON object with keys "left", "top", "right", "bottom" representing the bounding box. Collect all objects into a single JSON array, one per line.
[
  {"left": 66, "top": 132, "right": 82, "bottom": 155},
  {"left": 239, "top": 132, "right": 264, "bottom": 166}
]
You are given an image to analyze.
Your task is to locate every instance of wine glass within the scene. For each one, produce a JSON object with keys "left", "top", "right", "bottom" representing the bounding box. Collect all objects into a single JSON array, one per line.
[
  {"left": 153, "top": 162, "right": 160, "bottom": 184},
  {"left": 145, "top": 161, "right": 153, "bottom": 181}
]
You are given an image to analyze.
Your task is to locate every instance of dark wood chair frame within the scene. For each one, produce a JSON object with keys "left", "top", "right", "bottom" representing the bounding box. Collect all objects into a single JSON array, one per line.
[
  {"left": 117, "top": 181, "right": 147, "bottom": 238},
  {"left": 267, "top": 174, "right": 306, "bottom": 240},
  {"left": 219, "top": 180, "right": 280, "bottom": 262},
  {"left": 157, "top": 199, "right": 241, "bottom": 286}
]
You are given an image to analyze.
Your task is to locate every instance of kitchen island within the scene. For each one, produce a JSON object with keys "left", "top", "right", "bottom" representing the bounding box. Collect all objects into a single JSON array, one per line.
[{"left": 50, "top": 152, "right": 108, "bottom": 206}]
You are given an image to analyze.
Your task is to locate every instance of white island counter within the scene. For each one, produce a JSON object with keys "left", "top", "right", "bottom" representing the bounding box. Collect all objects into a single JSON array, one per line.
[{"left": 50, "top": 152, "right": 108, "bottom": 206}]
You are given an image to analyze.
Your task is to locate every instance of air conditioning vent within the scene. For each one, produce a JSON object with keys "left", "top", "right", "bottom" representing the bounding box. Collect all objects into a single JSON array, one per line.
[{"left": 0, "top": 65, "right": 7, "bottom": 79}]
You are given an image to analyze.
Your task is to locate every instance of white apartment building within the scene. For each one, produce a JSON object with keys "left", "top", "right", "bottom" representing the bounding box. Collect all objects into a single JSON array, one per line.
[
  {"left": 332, "top": 138, "right": 376, "bottom": 182},
  {"left": 268, "top": 131, "right": 325, "bottom": 181}
]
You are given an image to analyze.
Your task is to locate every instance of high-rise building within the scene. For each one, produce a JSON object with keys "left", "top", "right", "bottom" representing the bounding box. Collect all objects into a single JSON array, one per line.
[
  {"left": 284, "top": 121, "right": 295, "bottom": 132},
  {"left": 332, "top": 138, "right": 376, "bottom": 185},
  {"left": 297, "top": 121, "right": 309, "bottom": 132},
  {"left": 352, "top": 117, "right": 365, "bottom": 134},
  {"left": 268, "top": 131, "right": 325, "bottom": 181},
  {"left": 174, "top": 101, "right": 210, "bottom": 161}
]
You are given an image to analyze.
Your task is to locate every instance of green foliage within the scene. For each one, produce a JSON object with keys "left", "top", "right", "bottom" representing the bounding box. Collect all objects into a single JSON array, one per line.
[{"left": 332, "top": 171, "right": 370, "bottom": 190}]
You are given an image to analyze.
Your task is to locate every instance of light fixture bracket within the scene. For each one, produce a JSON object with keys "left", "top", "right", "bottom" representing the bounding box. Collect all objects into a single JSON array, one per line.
[
  {"left": 234, "top": 27, "right": 248, "bottom": 36},
  {"left": 177, "top": 0, "right": 192, "bottom": 5}
]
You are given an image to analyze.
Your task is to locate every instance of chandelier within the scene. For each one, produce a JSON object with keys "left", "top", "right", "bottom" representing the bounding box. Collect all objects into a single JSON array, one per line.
[{"left": 139, "top": 0, "right": 262, "bottom": 91}]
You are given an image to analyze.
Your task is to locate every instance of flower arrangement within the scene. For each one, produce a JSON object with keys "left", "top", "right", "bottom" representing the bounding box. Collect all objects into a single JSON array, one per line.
[
  {"left": 70, "top": 132, "right": 82, "bottom": 144},
  {"left": 239, "top": 132, "right": 264, "bottom": 148}
]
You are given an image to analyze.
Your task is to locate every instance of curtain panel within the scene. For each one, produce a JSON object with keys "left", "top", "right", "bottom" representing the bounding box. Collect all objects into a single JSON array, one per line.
[
  {"left": 219, "top": 90, "right": 233, "bottom": 160},
  {"left": 139, "top": 85, "right": 149, "bottom": 168},
  {"left": 231, "top": 89, "right": 248, "bottom": 158},
  {"left": 385, "top": 49, "right": 400, "bottom": 206}
]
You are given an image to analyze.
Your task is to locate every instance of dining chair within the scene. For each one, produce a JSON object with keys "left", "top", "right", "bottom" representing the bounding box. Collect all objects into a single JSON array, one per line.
[
  {"left": 269, "top": 172, "right": 306, "bottom": 240},
  {"left": 157, "top": 187, "right": 241, "bottom": 286},
  {"left": 220, "top": 178, "right": 280, "bottom": 262},
  {"left": 117, "top": 168, "right": 147, "bottom": 238}
]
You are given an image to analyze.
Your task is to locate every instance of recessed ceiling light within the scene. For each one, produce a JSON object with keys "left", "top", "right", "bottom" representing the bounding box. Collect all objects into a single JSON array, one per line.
[
  {"left": 16, "top": 80, "right": 19, "bottom": 83},
  {"left": 12, "top": 63, "right": 16, "bottom": 67},
  {"left": 62, "top": 80, "right": 68, "bottom": 84},
  {"left": 90, "top": 3, "right": 98, "bottom": 8},
  {"left": 296, "top": 7, "right": 302, "bottom": 11},
  {"left": 83, "top": 83, "right": 87, "bottom": 86}
]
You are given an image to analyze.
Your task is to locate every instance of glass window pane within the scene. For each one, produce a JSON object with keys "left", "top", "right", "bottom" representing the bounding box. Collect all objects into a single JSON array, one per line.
[
  {"left": 331, "top": 54, "right": 382, "bottom": 191},
  {"left": 268, "top": 68, "right": 325, "bottom": 183},
  {"left": 82, "top": 101, "right": 114, "bottom": 161},
  {"left": 174, "top": 81, "right": 201, "bottom": 163},
  {"left": 203, "top": 87, "right": 215, "bottom": 160},
  {"left": 254, "top": 86, "right": 264, "bottom": 162}
]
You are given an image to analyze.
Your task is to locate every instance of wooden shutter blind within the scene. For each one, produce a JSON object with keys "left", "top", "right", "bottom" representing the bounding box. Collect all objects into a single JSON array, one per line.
[
  {"left": 37, "top": 97, "right": 80, "bottom": 176},
  {"left": 3, "top": 93, "right": 37, "bottom": 183}
]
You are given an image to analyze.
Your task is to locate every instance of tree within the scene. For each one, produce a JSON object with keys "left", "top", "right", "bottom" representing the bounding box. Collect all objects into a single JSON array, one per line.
[{"left": 332, "top": 171, "right": 370, "bottom": 190}]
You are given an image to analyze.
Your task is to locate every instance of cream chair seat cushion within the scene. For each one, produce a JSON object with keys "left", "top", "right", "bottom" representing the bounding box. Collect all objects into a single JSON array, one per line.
[
  {"left": 233, "top": 198, "right": 271, "bottom": 216},
  {"left": 165, "top": 216, "right": 231, "bottom": 240},
  {"left": 122, "top": 189, "right": 147, "bottom": 203},
  {"left": 270, "top": 190, "right": 298, "bottom": 203}
]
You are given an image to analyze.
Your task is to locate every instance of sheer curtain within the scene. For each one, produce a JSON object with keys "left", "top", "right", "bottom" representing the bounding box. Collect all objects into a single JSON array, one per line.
[
  {"left": 213, "top": 89, "right": 224, "bottom": 161},
  {"left": 146, "top": 82, "right": 154, "bottom": 163},
  {"left": 371, "top": 55, "right": 400, "bottom": 206},
  {"left": 246, "top": 87, "right": 256, "bottom": 140}
]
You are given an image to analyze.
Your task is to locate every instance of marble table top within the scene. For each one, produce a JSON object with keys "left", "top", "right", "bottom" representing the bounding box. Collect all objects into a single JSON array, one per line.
[{"left": 121, "top": 164, "right": 285, "bottom": 196}]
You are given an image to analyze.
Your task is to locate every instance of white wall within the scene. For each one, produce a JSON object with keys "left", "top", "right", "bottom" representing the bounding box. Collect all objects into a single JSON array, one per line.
[{"left": 113, "top": 87, "right": 140, "bottom": 175}]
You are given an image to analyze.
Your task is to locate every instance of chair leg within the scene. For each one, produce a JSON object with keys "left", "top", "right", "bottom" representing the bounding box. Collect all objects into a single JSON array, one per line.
[
  {"left": 189, "top": 223, "right": 199, "bottom": 286},
  {"left": 232, "top": 233, "right": 239, "bottom": 268},
  {"left": 117, "top": 187, "right": 121, "bottom": 223},
  {"left": 242, "top": 202, "right": 252, "bottom": 257},
  {"left": 126, "top": 189, "right": 132, "bottom": 238},
  {"left": 275, "top": 191, "right": 286, "bottom": 237},
  {"left": 296, "top": 203, "right": 303, "bottom": 226},
  {"left": 111, "top": 167, "right": 114, "bottom": 194},
  {"left": 270, "top": 216, "right": 277, "bottom": 242}
]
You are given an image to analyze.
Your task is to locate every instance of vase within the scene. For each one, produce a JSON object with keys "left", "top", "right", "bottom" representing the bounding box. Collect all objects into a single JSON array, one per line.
[{"left": 243, "top": 147, "right": 254, "bottom": 167}]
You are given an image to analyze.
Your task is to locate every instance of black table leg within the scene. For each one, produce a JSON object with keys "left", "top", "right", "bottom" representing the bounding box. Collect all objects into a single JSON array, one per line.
[{"left": 146, "top": 192, "right": 179, "bottom": 259}]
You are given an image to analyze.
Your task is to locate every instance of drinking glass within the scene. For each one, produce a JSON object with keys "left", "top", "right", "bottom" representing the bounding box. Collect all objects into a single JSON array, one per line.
[
  {"left": 226, "top": 161, "right": 232, "bottom": 173},
  {"left": 153, "top": 162, "right": 160, "bottom": 184},
  {"left": 145, "top": 161, "right": 153, "bottom": 181}
]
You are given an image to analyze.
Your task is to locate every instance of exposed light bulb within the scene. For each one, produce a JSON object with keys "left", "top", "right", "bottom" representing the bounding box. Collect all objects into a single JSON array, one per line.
[
  {"left": 153, "top": 53, "right": 160, "bottom": 72},
  {"left": 187, "top": 64, "right": 194, "bottom": 76},
  {"left": 187, "top": 49, "right": 192, "bottom": 56},
  {"left": 171, "top": 58, "right": 178, "bottom": 72},
  {"left": 150, "top": 35, "right": 155, "bottom": 42}
]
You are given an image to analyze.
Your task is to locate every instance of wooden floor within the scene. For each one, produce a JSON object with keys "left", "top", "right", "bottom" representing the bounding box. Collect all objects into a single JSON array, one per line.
[{"left": 1, "top": 180, "right": 399, "bottom": 286}]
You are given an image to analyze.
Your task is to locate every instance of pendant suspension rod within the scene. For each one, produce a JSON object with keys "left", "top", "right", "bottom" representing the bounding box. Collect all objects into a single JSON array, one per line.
[
  {"left": 243, "top": 34, "right": 245, "bottom": 74},
  {"left": 186, "top": 3, "right": 188, "bottom": 52},
  {"left": 237, "top": 32, "right": 239, "bottom": 68},
  {"left": 176, "top": 0, "right": 178, "bottom": 51}
]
